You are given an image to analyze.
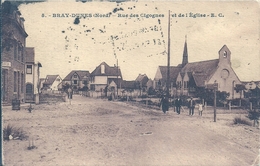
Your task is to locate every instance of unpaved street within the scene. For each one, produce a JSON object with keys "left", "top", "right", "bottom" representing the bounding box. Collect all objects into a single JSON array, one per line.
[{"left": 3, "top": 95, "right": 259, "bottom": 166}]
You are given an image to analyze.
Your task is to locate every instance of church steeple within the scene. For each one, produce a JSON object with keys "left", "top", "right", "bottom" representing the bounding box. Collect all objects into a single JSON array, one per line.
[{"left": 182, "top": 35, "right": 188, "bottom": 67}]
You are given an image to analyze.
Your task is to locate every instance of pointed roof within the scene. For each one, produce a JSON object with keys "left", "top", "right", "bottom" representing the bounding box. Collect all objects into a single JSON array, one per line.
[
  {"left": 159, "top": 66, "right": 182, "bottom": 86},
  {"left": 181, "top": 59, "right": 219, "bottom": 87},
  {"left": 181, "top": 59, "right": 219, "bottom": 76},
  {"left": 63, "top": 70, "right": 90, "bottom": 81},
  {"left": 182, "top": 35, "right": 188, "bottom": 67},
  {"left": 25, "top": 47, "right": 35, "bottom": 63},
  {"left": 192, "top": 73, "right": 208, "bottom": 87},
  {"left": 120, "top": 80, "right": 136, "bottom": 89},
  {"left": 90, "top": 62, "right": 122, "bottom": 78},
  {"left": 135, "top": 74, "right": 149, "bottom": 87},
  {"left": 43, "top": 75, "right": 60, "bottom": 85}
]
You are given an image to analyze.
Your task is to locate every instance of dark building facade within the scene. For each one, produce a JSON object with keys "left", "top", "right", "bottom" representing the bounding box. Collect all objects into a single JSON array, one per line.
[{"left": 1, "top": 2, "right": 28, "bottom": 104}]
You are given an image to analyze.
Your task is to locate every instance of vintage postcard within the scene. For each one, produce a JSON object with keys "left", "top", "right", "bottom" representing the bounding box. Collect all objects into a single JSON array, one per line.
[{"left": 1, "top": 0, "right": 260, "bottom": 165}]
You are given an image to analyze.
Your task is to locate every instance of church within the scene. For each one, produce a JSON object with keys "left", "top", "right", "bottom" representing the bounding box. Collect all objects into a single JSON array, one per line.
[{"left": 153, "top": 38, "right": 243, "bottom": 99}]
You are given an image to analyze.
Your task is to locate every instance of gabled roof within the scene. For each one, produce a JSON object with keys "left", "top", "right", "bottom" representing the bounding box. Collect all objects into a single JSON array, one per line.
[
  {"left": 120, "top": 80, "right": 136, "bottom": 89},
  {"left": 90, "top": 62, "right": 122, "bottom": 77},
  {"left": 43, "top": 75, "right": 60, "bottom": 85},
  {"left": 181, "top": 59, "right": 219, "bottom": 77},
  {"left": 192, "top": 73, "right": 208, "bottom": 87},
  {"left": 159, "top": 66, "right": 182, "bottom": 86},
  {"left": 108, "top": 78, "right": 122, "bottom": 86},
  {"left": 135, "top": 74, "right": 149, "bottom": 87},
  {"left": 181, "top": 59, "right": 219, "bottom": 87},
  {"left": 25, "top": 47, "right": 35, "bottom": 63},
  {"left": 63, "top": 70, "right": 90, "bottom": 81}
]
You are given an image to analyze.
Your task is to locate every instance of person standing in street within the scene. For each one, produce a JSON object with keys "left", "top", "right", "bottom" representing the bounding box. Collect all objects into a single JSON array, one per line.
[
  {"left": 160, "top": 96, "right": 169, "bottom": 114},
  {"left": 188, "top": 97, "right": 196, "bottom": 116},
  {"left": 175, "top": 97, "right": 182, "bottom": 114},
  {"left": 68, "top": 87, "right": 73, "bottom": 99},
  {"left": 198, "top": 101, "right": 203, "bottom": 116}
]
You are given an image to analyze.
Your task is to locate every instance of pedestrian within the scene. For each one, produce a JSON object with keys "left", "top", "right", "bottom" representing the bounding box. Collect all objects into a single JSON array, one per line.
[
  {"left": 175, "top": 97, "right": 182, "bottom": 114},
  {"left": 68, "top": 87, "right": 72, "bottom": 99},
  {"left": 160, "top": 96, "right": 169, "bottom": 114},
  {"left": 198, "top": 101, "right": 203, "bottom": 116},
  {"left": 188, "top": 97, "right": 196, "bottom": 116}
]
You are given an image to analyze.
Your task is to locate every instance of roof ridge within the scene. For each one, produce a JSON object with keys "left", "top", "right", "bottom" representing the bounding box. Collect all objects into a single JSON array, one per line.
[{"left": 186, "top": 59, "right": 218, "bottom": 64}]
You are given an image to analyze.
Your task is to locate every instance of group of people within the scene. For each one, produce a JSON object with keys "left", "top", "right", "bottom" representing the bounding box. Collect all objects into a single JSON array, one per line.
[{"left": 160, "top": 96, "right": 204, "bottom": 116}]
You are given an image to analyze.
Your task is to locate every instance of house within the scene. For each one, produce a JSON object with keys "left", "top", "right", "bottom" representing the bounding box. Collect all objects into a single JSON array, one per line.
[
  {"left": 25, "top": 47, "right": 42, "bottom": 103},
  {"left": 1, "top": 2, "right": 28, "bottom": 105},
  {"left": 63, "top": 70, "right": 90, "bottom": 91},
  {"left": 42, "top": 75, "right": 63, "bottom": 92},
  {"left": 135, "top": 74, "right": 149, "bottom": 95},
  {"left": 90, "top": 62, "right": 122, "bottom": 95},
  {"left": 154, "top": 66, "right": 182, "bottom": 95},
  {"left": 154, "top": 37, "right": 243, "bottom": 99},
  {"left": 39, "top": 78, "right": 46, "bottom": 90},
  {"left": 118, "top": 80, "right": 139, "bottom": 97}
]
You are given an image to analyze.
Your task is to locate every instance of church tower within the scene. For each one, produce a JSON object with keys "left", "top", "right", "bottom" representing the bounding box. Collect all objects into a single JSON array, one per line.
[{"left": 182, "top": 35, "right": 188, "bottom": 67}]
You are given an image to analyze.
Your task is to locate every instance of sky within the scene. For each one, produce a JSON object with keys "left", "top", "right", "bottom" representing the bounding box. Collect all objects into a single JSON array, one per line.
[{"left": 18, "top": 1, "right": 260, "bottom": 81}]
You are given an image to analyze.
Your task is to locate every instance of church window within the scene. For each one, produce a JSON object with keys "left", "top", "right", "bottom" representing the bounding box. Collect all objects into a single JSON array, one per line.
[{"left": 223, "top": 51, "right": 227, "bottom": 58}]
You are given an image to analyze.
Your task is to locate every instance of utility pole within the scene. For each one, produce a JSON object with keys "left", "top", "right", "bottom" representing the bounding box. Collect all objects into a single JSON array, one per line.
[
  {"left": 166, "top": 10, "right": 171, "bottom": 110},
  {"left": 214, "top": 81, "right": 217, "bottom": 122},
  {"left": 117, "top": 59, "right": 119, "bottom": 99}
]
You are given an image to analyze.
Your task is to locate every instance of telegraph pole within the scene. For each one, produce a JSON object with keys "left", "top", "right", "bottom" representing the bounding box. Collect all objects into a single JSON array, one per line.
[
  {"left": 166, "top": 10, "right": 171, "bottom": 107},
  {"left": 214, "top": 81, "right": 217, "bottom": 122},
  {"left": 117, "top": 59, "right": 119, "bottom": 99}
]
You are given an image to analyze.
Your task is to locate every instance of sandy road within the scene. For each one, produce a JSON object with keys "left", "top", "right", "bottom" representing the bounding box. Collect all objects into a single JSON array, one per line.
[{"left": 3, "top": 95, "right": 258, "bottom": 166}]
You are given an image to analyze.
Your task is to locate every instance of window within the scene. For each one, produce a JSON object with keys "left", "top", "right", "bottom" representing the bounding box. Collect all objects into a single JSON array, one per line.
[
  {"left": 90, "top": 84, "right": 95, "bottom": 91},
  {"left": 177, "top": 81, "right": 182, "bottom": 89},
  {"left": 18, "top": 46, "right": 23, "bottom": 61},
  {"left": 14, "top": 43, "right": 18, "bottom": 60},
  {"left": 26, "top": 65, "right": 32, "bottom": 74},
  {"left": 21, "top": 74, "right": 24, "bottom": 93},
  {"left": 223, "top": 51, "right": 227, "bottom": 58},
  {"left": 73, "top": 80, "right": 78, "bottom": 84},
  {"left": 21, "top": 48, "right": 24, "bottom": 62},
  {"left": 73, "top": 75, "right": 77, "bottom": 78},
  {"left": 184, "top": 81, "right": 188, "bottom": 89},
  {"left": 83, "top": 80, "right": 88, "bottom": 85},
  {"left": 14, "top": 72, "right": 17, "bottom": 92},
  {"left": 18, "top": 72, "right": 20, "bottom": 94}
]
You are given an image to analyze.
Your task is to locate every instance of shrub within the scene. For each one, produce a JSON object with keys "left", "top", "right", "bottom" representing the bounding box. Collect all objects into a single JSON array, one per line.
[
  {"left": 247, "top": 109, "right": 260, "bottom": 127},
  {"left": 233, "top": 117, "right": 251, "bottom": 126},
  {"left": 3, "top": 124, "right": 28, "bottom": 141}
]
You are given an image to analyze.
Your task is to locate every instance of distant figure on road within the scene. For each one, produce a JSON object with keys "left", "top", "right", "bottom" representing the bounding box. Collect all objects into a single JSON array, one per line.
[
  {"left": 160, "top": 96, "right": 169, "bottom": 114},
  {"left": 175, "top": 97, "right": 182, "bottom": 114},
  {"left": 68, "top": 87, "right": 73, "bottom": 99},
  {"left": 198, "top": 101, "right": 203, "bottom": 116},
  {"left": 188, "top": 97, "right": 196, "bottom": 116}
]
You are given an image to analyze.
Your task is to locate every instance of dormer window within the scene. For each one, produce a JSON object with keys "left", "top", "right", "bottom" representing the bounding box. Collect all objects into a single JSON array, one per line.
[
  {"left": 101, "top": 64, "right": 105, "bottom": 74},
  {"left": 223, "top": 51, "right": 227, "bottom": 58}
]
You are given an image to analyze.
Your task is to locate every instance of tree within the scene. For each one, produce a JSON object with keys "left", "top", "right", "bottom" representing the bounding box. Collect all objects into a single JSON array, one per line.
[
  {"left": 247, "top": 109, "right": 260, "bottom": 127},
  {"left": 197, "top": 88, "right": 229, "bottom": 106}
]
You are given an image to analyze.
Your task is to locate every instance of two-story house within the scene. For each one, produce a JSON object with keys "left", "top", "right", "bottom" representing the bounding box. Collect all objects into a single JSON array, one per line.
[
  {"left": 63, "top": 70, "right": 90, "bottom": 91},
  {"left": 25, "top": 47, "right": 42, "bottom": 103},
  {"left": 90, "top": 62, "right": 122, "bottom": 95},
  {"left": 42, "top": 75, "right": 63, "bottom": 92},
  {"left": 1, "top": 2, "right": 28, "bottom": 105}
]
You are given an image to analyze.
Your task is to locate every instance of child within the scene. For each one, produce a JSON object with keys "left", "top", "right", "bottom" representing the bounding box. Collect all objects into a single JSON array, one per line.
[{"left": 198, "top": 102, "right": 203, "bottom": 116}]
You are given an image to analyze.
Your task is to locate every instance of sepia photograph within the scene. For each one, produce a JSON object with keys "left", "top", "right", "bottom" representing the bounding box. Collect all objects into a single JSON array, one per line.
[{"left": 1, "top": 0, "right": 260, "bottom": 165}]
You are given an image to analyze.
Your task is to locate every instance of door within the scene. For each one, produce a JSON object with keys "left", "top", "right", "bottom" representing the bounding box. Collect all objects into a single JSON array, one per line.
[{"left": 25, "top": 83, "right": 34, "bottom": 102}]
